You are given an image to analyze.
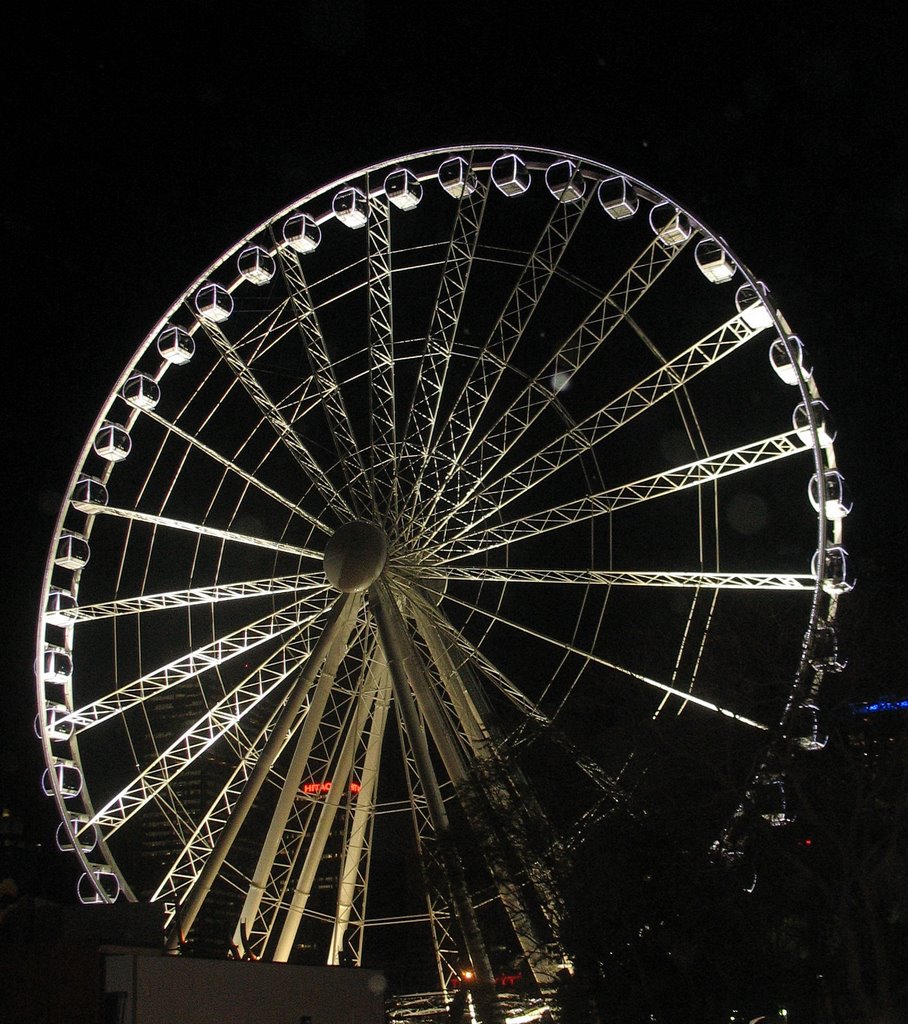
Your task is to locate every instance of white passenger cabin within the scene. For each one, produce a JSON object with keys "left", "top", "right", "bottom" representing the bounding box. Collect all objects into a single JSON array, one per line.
[
  {"left": 121, "top": 373, "right": 160, "bottom": 410},
  {"left": 812, "top": 545, "right": 852, "bottom": 595},
  {"left": 491, "top": 153, "right": 531, "bottom": 197},
  {"left": 94, "top": 422, "right": 131, "bottom": 462},
  {"left": 282, "top": 212, "right": 321, "bottom": 253},
  {"left": 78, "top": 869, "right": 121, "bottom": 904},
  {"left": 385, "top": 168, "right": 423, "bottom": 210},
  {"left": 809, "top": 470, "right": 851, "bottom": 520},
  {"left": 769, "top": 336, "right": 812, "bottom": 385},
  {"left": 237, "top": 245, "right": 275, "bottom": 285},
  {"left": 157, "top": 325, "right": 195, "bottom": 364},
  {"left": 57, "top": 815, "right": 98, "bottom": 854},
  {"left": 42, "top": 758, "right": 83, "bottom": 798},
  {"left": 695, "top": 238, "right": 736, "bottom": 283},
  {"left": 45, "top": 587, "right": 76, "bottom": 626},
  {"left": 597, "top": 174, "right": 638, "bottom": 219},
  {"left": 791, "top": 703, "right": 827, "bottom": 751},
  {"left": 42, "top": 702, "right": 74, "bottom": 742},
  {"left": 649, "top": 202, "right": 692, "bottom": 245},
  {"left": 333, "top": 187, "right": 369, "bottom": 228},
  {"left": 438, "top": 156, "right": 479, "bottom": 199},
  {"left": 735, "top": 281, "right": 774, "bottom": 330},
  {"left": 195, "top": 283, "right": 234, "bottom": 323},
  {"left": 545, "top": 159, "right": 586, "bottom": 203},
  {"left": 793, "top": 399, "right": 836, "bottom": 447},
  {"left": 42, "top": 645, "right": 73, "bottom": 683},
  {"left": 749, "top": 772, "right": 791, "bottom": 826},
  {"left": 808, "top": 623, "right": 841, "bottom": 670},
  {"left": 55, "top": 532, "right": 90, "bottom": 570},
  {"left": 72, "top": 474, "right": 108, "bottom": 512}
]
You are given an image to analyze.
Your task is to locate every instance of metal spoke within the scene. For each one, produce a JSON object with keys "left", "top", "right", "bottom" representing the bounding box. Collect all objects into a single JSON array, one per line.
[
  {"left": 141, "top": 407, "right": 332, "bottom": 535},
  {"left": 270, "top": 651, "right": 373, "bottom": 962},
  {"left": 426, "top": 307, "right": 767, "bottom": 548},
  {"left": 399, "top": 157, "right": 488, "bottom": 524},
  {"left": 79, "top": 502, "right": 322, "bottom": 560},
  {"left": 273, "top": 237, "right": 373, "bottom": 516},
  {"left": 438, "top": 430, "right": 810, "bottom": 561},
  {"left": 366, "top": 188, "right": 399, "bottom": 517},
  {"left": 193, "top": 316, "right": 355, "bottom": 518},
  {"left": 421, "top": 235, "right": 690, "bottom": 544},
  {"left": 59, "top": 573, "right": 326, "bottom": 623},
  {"left": 149, "top": 693, "right": 298, "bottom": 914},
  {"left": 328, "top": 656, "right": 391, "bottom": 965},
  {"left": 414, "top": 192, "right": 594, "bottom": 534},
  {"left": 86, "top": 630, "right": 319, "bottom": 839},
  {"left": 441, "top": 586, "right": 769, "bottom": 730},
  {"left": 164, "top": 592, "right": 355, "bottom": 951},
  {"left": 233, "top": 596, "right": 365, "bottom": 959},
  {"left": 63, "top": 592, "right": 333, "bottom": 733},
  {"left": 430, "top": 567, "right": 814, "bottom": 589}
]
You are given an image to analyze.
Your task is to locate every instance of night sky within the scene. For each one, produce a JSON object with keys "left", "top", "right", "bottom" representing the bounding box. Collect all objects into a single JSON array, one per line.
[{"left": 3, "top": 4, "right": 904, "bottom": 898}]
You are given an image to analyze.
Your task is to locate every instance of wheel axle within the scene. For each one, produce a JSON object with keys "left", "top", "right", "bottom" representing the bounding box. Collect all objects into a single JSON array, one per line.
[{"left": 323, "top": 521, "right": 389, "bottom": 593}]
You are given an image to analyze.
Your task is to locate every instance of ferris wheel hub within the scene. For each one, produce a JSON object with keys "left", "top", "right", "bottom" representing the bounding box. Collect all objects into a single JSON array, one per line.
[{"left": 323, "top": 520, "right": 389, "bottom": 592}]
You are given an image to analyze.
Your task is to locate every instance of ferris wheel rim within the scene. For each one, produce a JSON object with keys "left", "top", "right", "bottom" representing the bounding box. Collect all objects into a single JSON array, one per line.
[{"left": 36, "top": 144, "right": 845, "bottom": 983}]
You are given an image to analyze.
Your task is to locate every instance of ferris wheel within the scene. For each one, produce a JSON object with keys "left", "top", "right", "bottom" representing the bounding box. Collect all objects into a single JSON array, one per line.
[{"left": 36, "top": 145, "right": 849, "bottom": 1001}]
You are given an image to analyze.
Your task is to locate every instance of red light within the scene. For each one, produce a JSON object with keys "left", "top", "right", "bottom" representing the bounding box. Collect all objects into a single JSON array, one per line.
[
  {"left": 302, "top": 782, "right": 330, "bottom": 795},
  {"left": 496, "top": 972, "right": 521, "bottom": 988},
  {"left": 450, "top": 970, "right": 522, "bottom": 989},
  {"left": 300, "top": 780, "right": 362, "bottom": 796}
]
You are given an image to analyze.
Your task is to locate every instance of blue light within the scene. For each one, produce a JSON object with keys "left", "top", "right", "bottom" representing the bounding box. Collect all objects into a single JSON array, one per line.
[{"left": 851, "top": 698, "right": 908, "bottom": 715}]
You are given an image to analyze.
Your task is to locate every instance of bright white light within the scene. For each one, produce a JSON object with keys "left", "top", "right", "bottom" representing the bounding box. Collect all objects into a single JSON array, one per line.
[
  {"left": 506, "top": 1008, "right": 551, "bottom": 1024},
  {"left": 550, "top": 370, "right": 571, "bottom": 392}
]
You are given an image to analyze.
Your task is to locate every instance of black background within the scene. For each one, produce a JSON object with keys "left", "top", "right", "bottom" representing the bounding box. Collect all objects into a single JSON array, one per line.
[{"left": 2, "top": 3, "right": 904, "bottom": 896}]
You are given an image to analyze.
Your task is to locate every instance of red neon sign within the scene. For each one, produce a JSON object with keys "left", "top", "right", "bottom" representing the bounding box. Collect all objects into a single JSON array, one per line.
[{"left": 300, "top": 781, "right": 362, "bottom": 796}]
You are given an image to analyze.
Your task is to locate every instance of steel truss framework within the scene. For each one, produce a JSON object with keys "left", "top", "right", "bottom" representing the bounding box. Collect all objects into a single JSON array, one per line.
[{"left": 37, "top": 146, "right": 847, "bottom": 1017}]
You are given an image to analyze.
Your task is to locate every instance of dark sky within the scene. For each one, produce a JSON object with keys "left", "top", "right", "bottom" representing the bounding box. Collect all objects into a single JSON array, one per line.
[{"left": 3, "top": 4, "right": 904, "bottom": 889}]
